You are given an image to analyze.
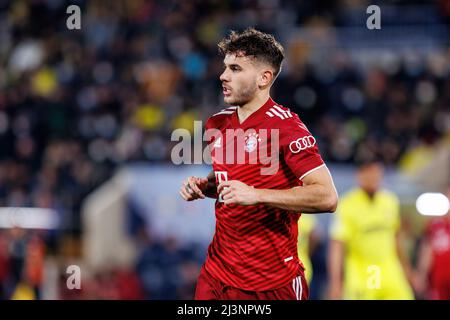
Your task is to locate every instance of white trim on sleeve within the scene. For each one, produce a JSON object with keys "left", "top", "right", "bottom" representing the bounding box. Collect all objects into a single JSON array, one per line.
[{"left": 299, "top": 163, "right": 326, "bottom": 181}]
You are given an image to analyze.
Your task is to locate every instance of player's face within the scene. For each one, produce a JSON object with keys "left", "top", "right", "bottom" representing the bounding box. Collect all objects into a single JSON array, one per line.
[
  {"left": 219, "top": 54, "right": 259, "bottom": 106},
  {"left": 357, "top": 162, "right": 384, "bottom": 195}
]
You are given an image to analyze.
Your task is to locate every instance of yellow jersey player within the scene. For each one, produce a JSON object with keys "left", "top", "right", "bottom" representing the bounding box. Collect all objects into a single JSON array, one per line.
[{"left": 328, "top": 158, "right": 414, "bottom": 300}]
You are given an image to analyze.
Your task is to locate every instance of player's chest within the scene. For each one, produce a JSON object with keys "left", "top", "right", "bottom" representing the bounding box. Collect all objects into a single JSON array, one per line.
[
  {"left": 430, "top": 223, "right": 450, "bottom": 252},
  {"left": 353, "top": 201, "right": 397, "bottom": 234},
  {"left": 209, "top": 124, "right": 280, "bottom": 167}
]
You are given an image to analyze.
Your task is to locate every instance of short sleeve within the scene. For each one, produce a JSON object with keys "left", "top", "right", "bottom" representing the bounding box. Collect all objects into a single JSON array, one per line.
[{"left": 280, "top": 117, "right": 325, "bottom": 180}]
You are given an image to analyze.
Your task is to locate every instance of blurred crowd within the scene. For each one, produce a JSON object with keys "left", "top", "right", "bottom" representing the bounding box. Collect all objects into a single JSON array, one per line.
[{"left": 0, "top": 0, "right": 449, "bottom": 299}]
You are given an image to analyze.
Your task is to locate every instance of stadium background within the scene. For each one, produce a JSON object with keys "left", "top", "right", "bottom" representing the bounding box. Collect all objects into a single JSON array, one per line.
[{"left": 0, "top": 0, "right": 449, "bottom": 299}]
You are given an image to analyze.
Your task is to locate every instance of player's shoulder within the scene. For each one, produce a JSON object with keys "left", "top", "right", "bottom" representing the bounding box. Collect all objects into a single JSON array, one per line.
[
  {"left": 377, "top": 189, "right": 400, "bottom": 204},
  {"left": 265, "top": 102, "right": 311, "bottom": 132},
  {"left": 340, "top": 188, "right": 368, "bottom": 207},
  {"left": 264, "top": 103, "right": 295, "bottom": 121},
  {"left": 337, "top": 189, "right": 366, "bottom": 218},
  {"left": 265, "top": 103, "right": 297, "bottom": 124},
  {"left": 205, "top": 106, "right": 237, "bottom": 129}
]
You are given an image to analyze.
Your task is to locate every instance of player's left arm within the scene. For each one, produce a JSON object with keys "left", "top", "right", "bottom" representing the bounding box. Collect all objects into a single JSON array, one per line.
[
  {"left": 391, "top": 194, "right": 416, "bottom": 289},
  {"left": 396, "top": 230, "right": 415, "bottom": 287},
  {"left": 414, "top": 235, "right": 432, "bottom": 296},
  {"left": 218, "top": 165, "right": 338, "bottom": 213}
]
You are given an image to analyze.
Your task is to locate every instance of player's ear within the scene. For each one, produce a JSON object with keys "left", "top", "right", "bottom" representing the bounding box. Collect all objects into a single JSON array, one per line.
[{"left": 259, "top": 69, "right": 273, "bottom": 87}]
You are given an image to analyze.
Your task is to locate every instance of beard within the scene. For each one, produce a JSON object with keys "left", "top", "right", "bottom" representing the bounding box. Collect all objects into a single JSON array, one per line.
[{"left": 224, "top": 82, "right": 258, "bottom": 106}]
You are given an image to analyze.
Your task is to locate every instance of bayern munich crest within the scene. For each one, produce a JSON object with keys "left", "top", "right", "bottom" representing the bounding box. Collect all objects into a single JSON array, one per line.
[{"left": 244, "top": 133, "right": 262, "bottom": 152}]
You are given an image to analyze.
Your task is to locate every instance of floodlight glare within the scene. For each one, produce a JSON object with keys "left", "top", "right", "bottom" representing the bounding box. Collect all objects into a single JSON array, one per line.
[{"left": 416, "top": 193, "right": 450, "bottom": 216}]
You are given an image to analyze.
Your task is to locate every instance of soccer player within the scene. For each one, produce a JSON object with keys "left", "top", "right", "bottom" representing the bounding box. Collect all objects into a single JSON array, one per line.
[
  {"left": 179, "top": 28, "right": 338, "bottom": 300},
  {"left": 415, "top": 187, "right": 450, "bottom": 300},
  {"left": 328, "top": 159, "right": 414, "bottom": 300}
]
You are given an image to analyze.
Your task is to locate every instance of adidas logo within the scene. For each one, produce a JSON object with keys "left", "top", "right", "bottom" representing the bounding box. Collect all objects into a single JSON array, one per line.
[{"left": 265, "top": 105, "right": 293, "bottom": 120}]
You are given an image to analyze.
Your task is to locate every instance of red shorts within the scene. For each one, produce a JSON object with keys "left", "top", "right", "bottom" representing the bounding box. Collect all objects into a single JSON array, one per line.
[{"left": 194, "top": 265, "right": 309, "bottom": 300}]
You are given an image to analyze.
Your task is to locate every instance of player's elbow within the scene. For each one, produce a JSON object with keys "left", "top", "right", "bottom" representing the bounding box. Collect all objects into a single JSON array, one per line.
[{"left": 324, "top": 192, "right": 338, "bottom": 213}]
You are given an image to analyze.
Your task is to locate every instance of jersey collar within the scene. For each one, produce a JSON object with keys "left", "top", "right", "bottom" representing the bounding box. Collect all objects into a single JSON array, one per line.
[{"left": 230, "top": 97, "right": 275, "bottom": 128}]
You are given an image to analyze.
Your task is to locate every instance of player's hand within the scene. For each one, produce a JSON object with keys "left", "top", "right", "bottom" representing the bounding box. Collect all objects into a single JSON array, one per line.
[
  {"left": 217, "top": 180, "right": 258, "bottom": 206},
  {"left": 411, "top": 271, "right": 427, "bottom": 296},
  {"left": 180, "top": 176, "right": 208, "bottom": 201}
]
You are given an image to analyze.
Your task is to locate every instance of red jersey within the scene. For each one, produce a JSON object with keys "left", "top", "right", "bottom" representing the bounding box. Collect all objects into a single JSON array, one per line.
[
  {"left": 203, "top": 97, "right": 325, "bottom": 291},
  {"left": 426, "top": 217, "right": 450, "bottom": 285}
]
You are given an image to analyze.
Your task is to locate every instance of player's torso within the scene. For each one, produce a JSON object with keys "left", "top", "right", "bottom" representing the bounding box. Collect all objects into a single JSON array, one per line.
[
  {"left": 428, "top": 218, "right": 450, "bottom": 277},
  {"left": 212, "top": 115, "right": 297, "bottom": 193},
  {"left": 203, "top": 102, "right": 305, "bottom": 290},
  {"left": 345, "top": 190, "right": 399, "bottom": 262},
  {"left": 429, "top": 219, "right": 450, "bottom": 253},
  {"left": 209, "top": 107, "right": 300, "bottom": 244}
]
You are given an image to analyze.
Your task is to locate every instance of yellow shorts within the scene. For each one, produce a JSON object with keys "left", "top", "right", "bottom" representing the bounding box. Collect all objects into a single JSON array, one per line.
[{"left": 344, "top": 264, "right": 414, "bottom": 300}]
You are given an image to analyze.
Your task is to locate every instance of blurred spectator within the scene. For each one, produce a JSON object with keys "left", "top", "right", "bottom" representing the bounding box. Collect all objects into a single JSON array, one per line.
[
  {"left": 23, "top": 233, "right": 46, "bottom": 299},
  {"left": 0, "top": 231, "right": 11, "bottom": 299}
]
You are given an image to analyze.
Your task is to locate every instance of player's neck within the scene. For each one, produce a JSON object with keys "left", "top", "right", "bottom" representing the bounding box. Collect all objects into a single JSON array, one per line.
[
  {"left": 237, "top": 91, "right": 270, "bottom": 123},
  {"left": 361, "top": 188, "right": 377, "bottom": 200}
]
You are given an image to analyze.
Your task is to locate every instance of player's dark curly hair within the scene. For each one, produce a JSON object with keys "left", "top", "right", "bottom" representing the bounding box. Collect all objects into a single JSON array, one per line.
[{"left": 218, "top": 28, "right": 285, "bottom": 77}]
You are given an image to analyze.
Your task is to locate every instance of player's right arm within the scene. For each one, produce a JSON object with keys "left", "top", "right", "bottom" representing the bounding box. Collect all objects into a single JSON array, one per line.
[{"left": 179, "top": 170, "right": 217, "bottom": 201}]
